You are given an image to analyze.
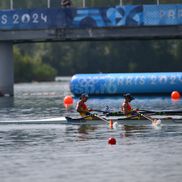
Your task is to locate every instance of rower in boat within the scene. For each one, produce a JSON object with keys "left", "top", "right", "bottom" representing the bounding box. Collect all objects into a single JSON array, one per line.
[
  {"left": 121, "top": 93, "right": 139, "bottom": 118},
  {"left": 76, "top": 94, "right": 94, "bottom": 120}
]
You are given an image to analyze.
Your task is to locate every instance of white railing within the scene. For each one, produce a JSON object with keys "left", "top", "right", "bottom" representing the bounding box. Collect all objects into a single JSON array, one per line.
[
  {"left": 79, "top": 0, "right": 163, "bottom": 7},
  {"left": 47, "top": 0, "right": 51, "bottom": 8},
  {"left": 82, "top": 0, "right": 85, "bottom": 8},
  {"left": 79, "top": 0, "right": 160, "bottom": 7},
  {"left": 10, "top": 0, "right": 13, "bottom": 9},
  {"left": 120, "top": 0, "right": 123, "bottom": 6},
  {"left": 0, "top": 0, "right": 166, "bottom": 10}
]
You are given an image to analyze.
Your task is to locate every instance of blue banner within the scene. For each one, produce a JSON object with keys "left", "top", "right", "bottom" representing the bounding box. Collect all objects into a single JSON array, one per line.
[
  {"left": 70, "top": 72, "right": 182, "bottom": 95},
  {"left": 0, "top": 8, "right": 61, "bottom": 29},
  {"left": 0, "top": 4, "right": 182, "bottom": 30},
  {"left": 143, "top": 4, "right": 182, "bottom": 25},
  {"left": 0, "top": 6, "right": 143, "bottom": 30}
]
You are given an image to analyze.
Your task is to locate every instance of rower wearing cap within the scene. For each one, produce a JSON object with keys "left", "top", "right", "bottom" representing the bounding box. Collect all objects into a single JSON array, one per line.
[
  {"left": 76, "top": 94, "right": 93, "bottom": 119},
  {"left": 121, "top": 93, "right": 137, "bottom": 116}
]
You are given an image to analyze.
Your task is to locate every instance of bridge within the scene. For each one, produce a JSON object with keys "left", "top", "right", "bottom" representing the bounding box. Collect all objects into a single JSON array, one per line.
[{"left": 0, "top": 2, "right": 182, "bottom": 96}]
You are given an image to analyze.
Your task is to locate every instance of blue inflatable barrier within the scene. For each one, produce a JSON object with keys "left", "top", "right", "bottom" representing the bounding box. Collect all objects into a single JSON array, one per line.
[{"left": 70, "top": 72, "right": 182, "bottom": 95}]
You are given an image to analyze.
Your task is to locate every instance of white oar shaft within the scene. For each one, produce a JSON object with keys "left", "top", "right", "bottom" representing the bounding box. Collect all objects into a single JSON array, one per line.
[
  {"left": 94, "top": 115, "right": 109, "bottom": 123},
  {"left": 139, "top": 113, "right": 155, "bottom": 122}
]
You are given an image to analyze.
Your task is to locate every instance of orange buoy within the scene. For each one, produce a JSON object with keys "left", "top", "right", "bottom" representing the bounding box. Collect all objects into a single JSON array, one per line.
[
  {"left": 108, "top": 137, "right": 116, "bottom": 145},
  {"left": 63, "top": 95, "right": 74, "bottom": 108},
  {"left": 109, "top": 120, "right": 113, "bottom": 129},
  {"left": 171, "top": 91, "right": 181, "bottom": 100}
]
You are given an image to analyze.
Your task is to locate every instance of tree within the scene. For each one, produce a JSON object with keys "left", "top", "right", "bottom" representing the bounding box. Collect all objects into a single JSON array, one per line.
[{"left": 14, "top": 46, "right": 57, "bottom": 82}]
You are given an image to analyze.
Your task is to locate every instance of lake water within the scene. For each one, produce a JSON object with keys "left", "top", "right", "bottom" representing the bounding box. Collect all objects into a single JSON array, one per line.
[{"left": 0, "top": 80, "right": 182, "bottom": 182}]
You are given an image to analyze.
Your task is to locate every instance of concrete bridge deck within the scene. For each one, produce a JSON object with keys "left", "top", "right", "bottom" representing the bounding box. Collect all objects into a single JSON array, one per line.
[
  {"left": 1, "top": 25, "right": 182, "bottom": 43},
  {"left": 1, "top": 4, "right": 182, "bottom": 42}
]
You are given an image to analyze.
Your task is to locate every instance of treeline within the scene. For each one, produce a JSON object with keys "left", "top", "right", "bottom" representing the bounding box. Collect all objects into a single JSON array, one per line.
[
  {"left": 16, "top": 40, "right": 182, "bottom": 77},
  {"left": 1, "top": 0, "right": 182, "bottom": 82},
  {"left": 14, "top": 46, "right": 57, "bottom": 82}
]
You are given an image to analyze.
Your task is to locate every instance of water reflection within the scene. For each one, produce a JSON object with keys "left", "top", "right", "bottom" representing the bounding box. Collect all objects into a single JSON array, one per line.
[
  {"left": 120, "top": 125, "right": 147, "bottom": 138},
  {"left": 78, "top": 125, "right": 97, "bottom": 134},
  {"left": 64, "top": 125, "right": 98, "bottom": 142},
  {"left": 0, "top": 128, "right": 59, "bottom": 149},
  {"left": 123, "top": 125, "right": 146, "bottom": 134},
  {"left": 0, "top": 97, "right": 14, "bottom": 108}
]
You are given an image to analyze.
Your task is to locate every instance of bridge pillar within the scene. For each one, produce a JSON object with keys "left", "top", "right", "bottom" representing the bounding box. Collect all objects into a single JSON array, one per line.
[{"left": 0, "top": 43, "right": 14, "bottom": 96}]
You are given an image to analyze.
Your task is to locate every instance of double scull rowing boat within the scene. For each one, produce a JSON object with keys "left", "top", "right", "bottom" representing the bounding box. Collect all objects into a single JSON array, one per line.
[{"left": 0, "top": 115, "right": 182, "bottom": 125}]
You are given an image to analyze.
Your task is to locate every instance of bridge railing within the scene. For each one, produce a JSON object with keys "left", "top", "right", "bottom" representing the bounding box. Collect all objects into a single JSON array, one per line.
[{"left": 0, "top": 0, "right": 181, "bottom": 10}]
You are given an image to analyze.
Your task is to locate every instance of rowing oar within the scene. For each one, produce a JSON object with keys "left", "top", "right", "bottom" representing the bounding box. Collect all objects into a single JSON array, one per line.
[
  {"left": 139, "top": 109, "right": 182, "bottom": 115},
  {"left": 137, "top": 112, "right": 161, "bottom": 126},
  {"left": 107, "top": 108, "right": 181, "bottom": 116},
  {"left": 104, "top": 110, "right": 146, "bottom": 116},
  {"left": 92, "top": 114, "right": 109, "bottom": 123},
  {"left": 92, "top": 114, "right": 114, "bottom": 128}
]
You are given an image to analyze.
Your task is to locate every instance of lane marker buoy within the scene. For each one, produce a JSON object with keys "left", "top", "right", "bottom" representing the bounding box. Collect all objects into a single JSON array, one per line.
[
  {"left": 108, "top": 137, "right": 116, "bottom": 145},
  {"left": 64, "top": 95, "right": 74, "bottom": 108}
]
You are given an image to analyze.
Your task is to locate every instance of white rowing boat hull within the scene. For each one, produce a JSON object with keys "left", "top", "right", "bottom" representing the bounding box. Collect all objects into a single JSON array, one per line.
[{"left": 0, "top": 115, "right": 182, "bottom": 125}]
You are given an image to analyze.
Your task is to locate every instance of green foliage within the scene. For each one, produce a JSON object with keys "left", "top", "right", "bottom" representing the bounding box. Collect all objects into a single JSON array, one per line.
[
  {"left": 32, "top": 61, "right": 57, "bottom": 81},
  {"left": 14, "top": 47, "right": 57, "bottom": 82}
]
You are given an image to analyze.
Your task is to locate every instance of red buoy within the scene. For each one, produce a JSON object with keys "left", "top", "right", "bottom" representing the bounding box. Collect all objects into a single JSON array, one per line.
[
  {"left": 108, "top": 137, "right": 116, "bottom": 145},
  {"left": 171, "top": 91, "right": 181, "bottom": 100},
  {"left": 63, "top": 95, "right": 74, "bottom": 108}
]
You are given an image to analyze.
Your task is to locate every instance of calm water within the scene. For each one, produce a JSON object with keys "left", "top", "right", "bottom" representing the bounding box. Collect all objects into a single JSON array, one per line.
[{"left": 0, "top": 80, "right": 182, "bottom": 182}]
